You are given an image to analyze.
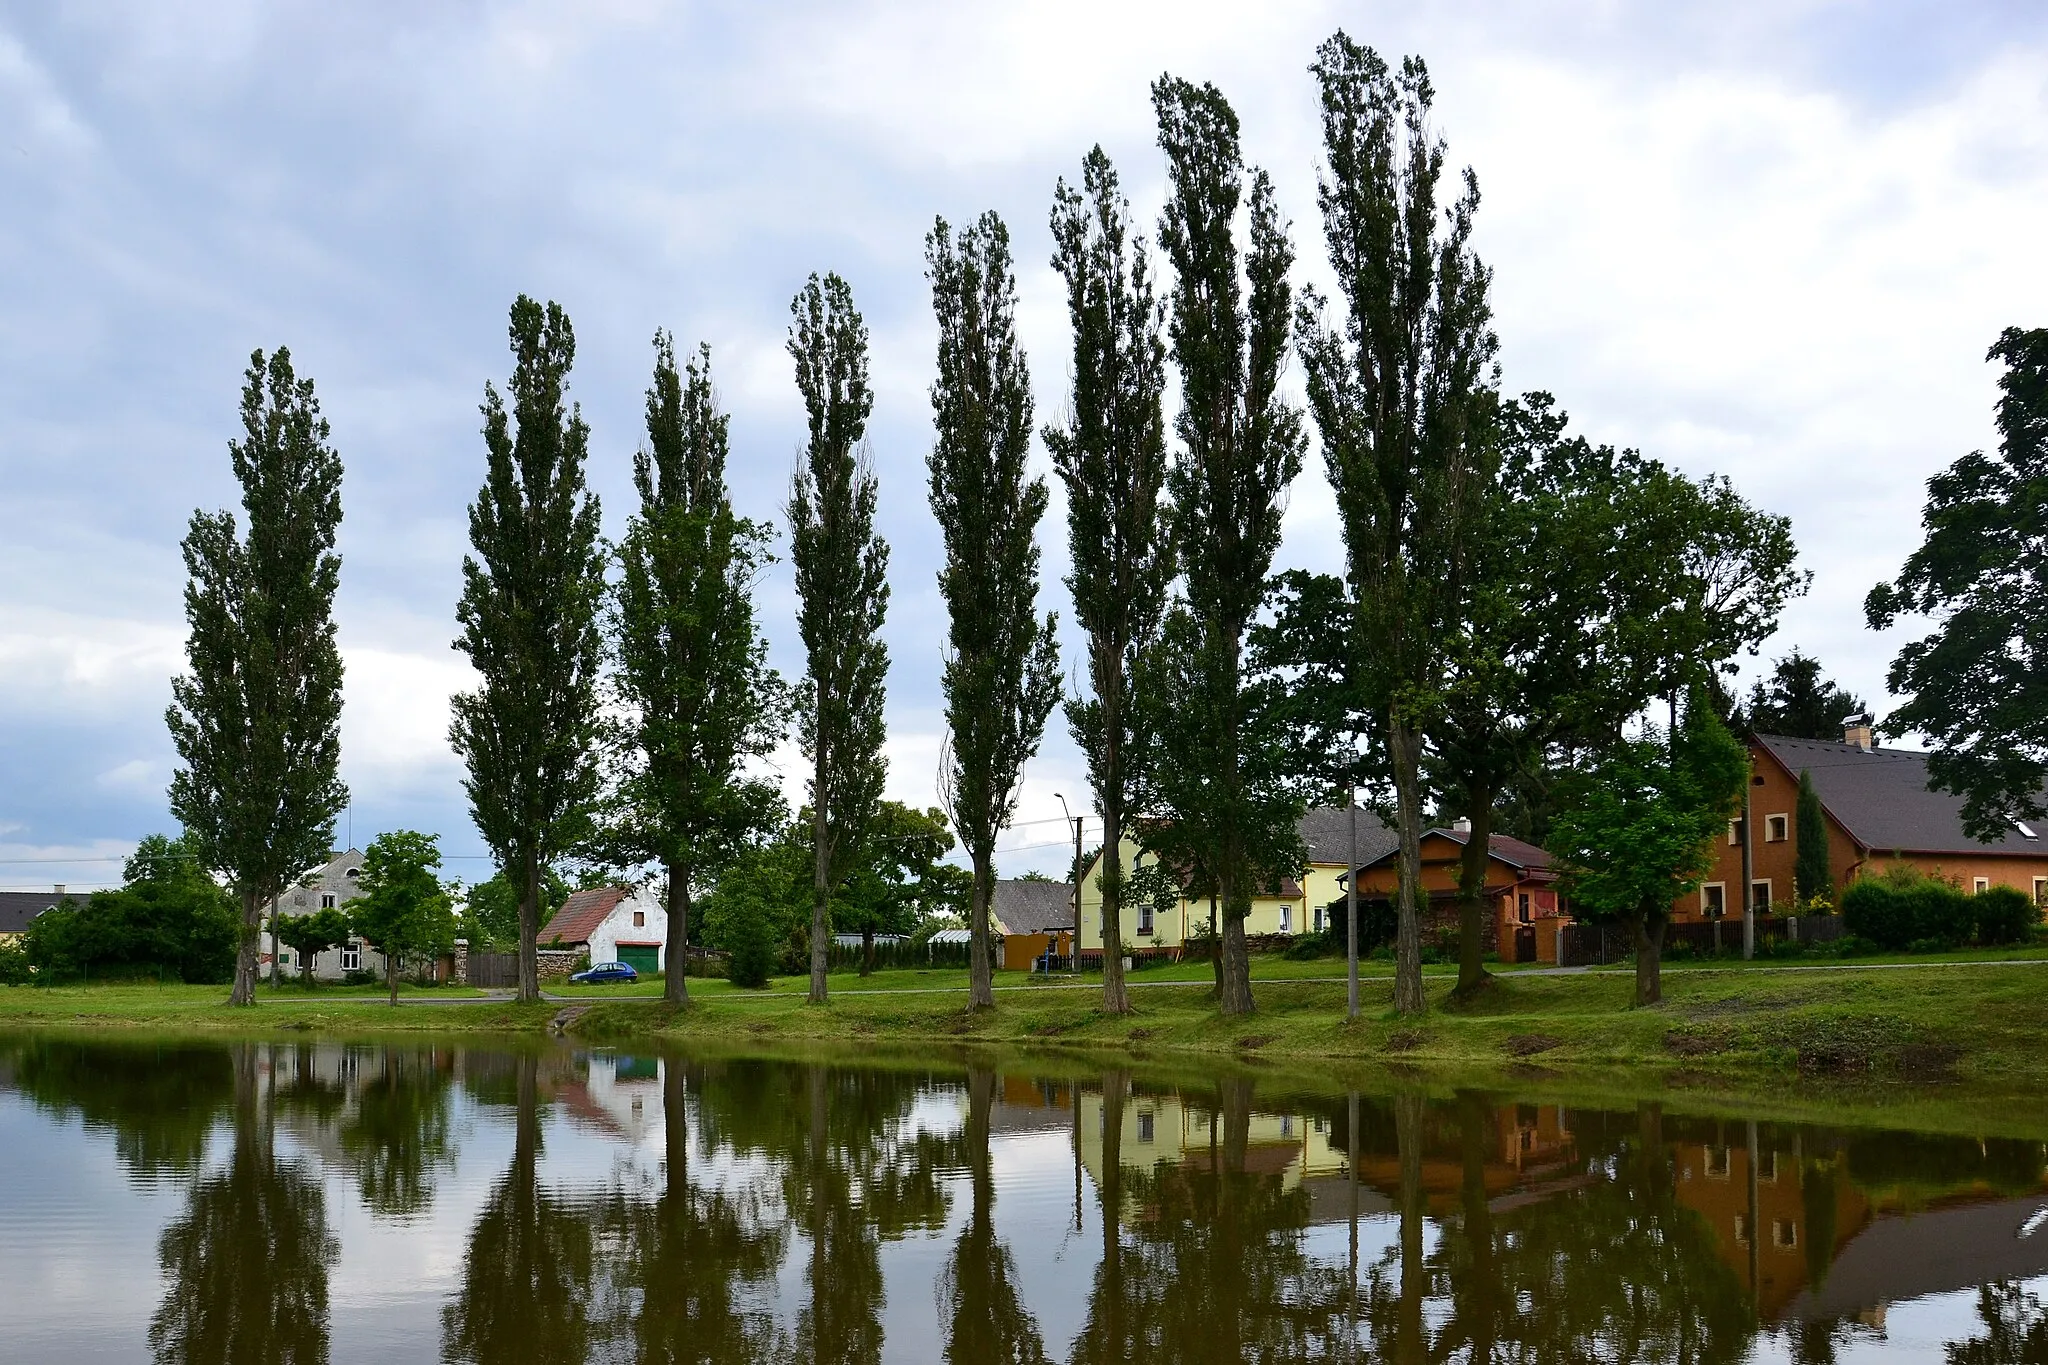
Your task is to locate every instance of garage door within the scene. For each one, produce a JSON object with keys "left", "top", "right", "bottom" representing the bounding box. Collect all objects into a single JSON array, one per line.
[{"left": 617, "top": 944, "right": 661, "bottom": 975}]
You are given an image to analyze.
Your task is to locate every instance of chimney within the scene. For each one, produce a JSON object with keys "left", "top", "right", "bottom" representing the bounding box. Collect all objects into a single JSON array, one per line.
[
  {"left": 52, "top": 883, "right": 64, "bottom": 897},
  {"left": 1452, "top": 816, "right": 1473, "bottom": 835},
  {"left": 1843, "top": 713, "right": 1874, "bottom": 752}
]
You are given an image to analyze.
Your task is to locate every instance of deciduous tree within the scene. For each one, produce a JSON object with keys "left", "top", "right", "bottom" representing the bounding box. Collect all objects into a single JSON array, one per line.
[
  {"left": 926, "top": 212, "right": 1061, "bottom": 1011},
  {"left": 350, "top": 830, "right": 455, "bottom": 1006},
  {"left": 1149, "top": 74, "right": 1307, "bottom": 1016},
  {"left": 450, "top": 296, "right": 606, "bottom": 1003},
  {"left": 1046, "top": 147, "right": 1174, "bottom": 1016},
  {"left": 607, "top": 333, "right": 785, "bottom": 1005},
  {"left": 1297, "top": 35, "right": 1499, "bottom": 1018},
  {"left": 788, "top": 273, "right": 892, "bottom": 1005},
  {"left": 167, "top": 348, "right": 348, "bottom": 1006},
  {"left": 1867, "top": 328, "right": 2048, "bottom": 840}
]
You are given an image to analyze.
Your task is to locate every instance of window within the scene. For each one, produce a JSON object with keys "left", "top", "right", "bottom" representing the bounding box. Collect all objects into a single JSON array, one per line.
[
  {"left": 1773, "top": 1219, "right": 1799, "bottom": 1249},
  {"left": 1751, "top": 881, "right": 1773, "bottom": 912},
  {"left": 2034, "top": 878, "right": 2047, "bottom": 906},
  {"left": 321, "top": 893, "right": 336, "bottom": 910},
  {"left": 1727, "top": 819, "right": 1743, "bottom": 846},
  {"left": 278, "top": 949, "right": 294, "bottom": 969},
  {"left": 1701, "top": 883, "right": 1726, "bottom": 919},
  {"left": 1765, "top": 814, "right": 1789, "bottom": 843},
  {"left": 345, "top": 867, "right": 359, "bottom": 879},
  {"left": 1137, "top": 1111, "right": 1155, "bottom": 1144},
  {"left": 1975, "top": 877, "right": 1990, "bottom": 894},
  {"left": 1705, "top": 1146, "right": 1731, "bottom": 1180},
  {"left": 1733, "top": 1214, "right": 1750, "bottom": 1246},
  {"left": 632, "top": 910, "right": 646, "bottom": 928},
  {"left": 1519, "top": 892, "right": 1532, "bottom": 924},
  {"left": 1313, "top": 904, "right": 1324, "bottom": 934},
  {"left": 1758, "top": 1151, "right": 1778, "bottom": 1182},
  {"left": 1279, "top": 904, "right": 1292, "bottom": 934},
  {"left": 1137, "top": 899, "right": 1154, "bottom": 935},
  {"left": 1280, "top": 1115, "right": 1294, "bottom": 1137},
  {"left": 340, "top": 939, "right": 362, "bottom": 972}
]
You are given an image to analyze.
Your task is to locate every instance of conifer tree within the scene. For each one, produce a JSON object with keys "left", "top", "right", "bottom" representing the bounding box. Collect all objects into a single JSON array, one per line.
[
  {"left": 1150, "top": 76, "right": 1307, "bottom": 1016},
  {"left": 609, "top": 335, "right": 784, "bottom": 1005},
  {"left": 1047, "top": 148, "right": 1173, "bottom": 1016},
  {"left": 1299, "top": 35, "right": 1499, "bottom": 1016},
  {"left": 449, "top": 297, "right": 606, "bottom": 1004},
  {"left": 926, "top": 212, "right": 1061, "bottom": 1011},
  {"left": 168, "top": 347, "right": 348, "bottom": 1007},
  {"left": 787, "top": 274, "right": 891, "bottom": 1005},
  {"left": 1794, "top": 769, "right": 1833, "bottom": 905}
]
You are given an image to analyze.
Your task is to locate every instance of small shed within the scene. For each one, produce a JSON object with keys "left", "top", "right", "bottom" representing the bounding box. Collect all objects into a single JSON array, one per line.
[
  {"left": 992, "top": 879, "right": 1075, "bottom": 970},
  {"left": 539, "top": 885, "right": 668, "bottom": 974}
]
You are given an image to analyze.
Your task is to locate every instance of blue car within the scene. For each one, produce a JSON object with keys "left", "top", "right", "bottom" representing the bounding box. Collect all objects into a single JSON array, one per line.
[{"left": 569, "top": 961, "right": 639, "bottom": 985}]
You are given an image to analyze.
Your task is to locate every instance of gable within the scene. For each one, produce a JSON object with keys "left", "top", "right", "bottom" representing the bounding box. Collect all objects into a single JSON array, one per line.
[{"left": 1756, "top": 734, "right": 2048, "bottom": 857}]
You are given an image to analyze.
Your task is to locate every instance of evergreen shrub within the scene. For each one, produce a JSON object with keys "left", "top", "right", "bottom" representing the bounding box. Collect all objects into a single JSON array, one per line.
[{"left": 1972, "top": 886, "right": 2041, "bottom": 946}]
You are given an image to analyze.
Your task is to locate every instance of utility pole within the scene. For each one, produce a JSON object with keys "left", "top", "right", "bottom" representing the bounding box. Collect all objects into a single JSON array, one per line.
[
  {"left": 1346, "top": 785, "right": 1361, "bottom": 1020},
  {"left": 1057, "top": 793, "right": 1083, "bottom": 974},
  {"left": 1741, "top": 746, "right": 1756, "bottom": 960}
]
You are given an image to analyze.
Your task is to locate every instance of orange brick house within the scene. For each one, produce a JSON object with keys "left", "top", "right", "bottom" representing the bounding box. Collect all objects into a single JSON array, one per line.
[
  {"left": 1343, "top": 826, "right": 1564, "bottom": 963},
  {"left": 1677, "top": 718, "right": 2048, "bottom": 922}
]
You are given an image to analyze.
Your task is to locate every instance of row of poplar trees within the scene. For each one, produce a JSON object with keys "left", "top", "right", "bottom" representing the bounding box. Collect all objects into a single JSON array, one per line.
[{"left": 166, "top": 29, "right": 1802, "bottom": 1013}]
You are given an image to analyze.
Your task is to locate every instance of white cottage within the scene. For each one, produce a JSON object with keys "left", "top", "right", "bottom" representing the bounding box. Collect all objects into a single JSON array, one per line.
[{"left": 538, "top": 884, "right": 669, "bottom": 974}]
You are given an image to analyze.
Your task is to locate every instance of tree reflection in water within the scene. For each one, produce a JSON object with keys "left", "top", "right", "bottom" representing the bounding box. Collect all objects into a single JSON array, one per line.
[
  {"left": 339, "top": 1046, "right": 456, "bottom": 1219},
  {"left": 441, "top": 1051, "right": 596, "bottom": 1365},
  {"left": 12, "top": 1036, "right": 236, "bottom": 1182},
  {"left": 148, "top": 1043, "right": 339, "bottom": 1365},
  {"left": 939, "top": 1068, "right": 1048, "bottom": 1365},
  {"left": 1946, "top": 1283, "right": 2048, "bottom": 1364}
]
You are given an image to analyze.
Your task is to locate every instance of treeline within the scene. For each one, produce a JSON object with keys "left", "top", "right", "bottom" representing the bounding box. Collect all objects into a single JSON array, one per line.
[{"left": 155, "top": 27, "right": 2045, "bottom": 1017}]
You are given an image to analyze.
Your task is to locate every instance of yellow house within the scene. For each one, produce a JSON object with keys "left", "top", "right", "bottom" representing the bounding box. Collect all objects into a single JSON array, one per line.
[
  {"left": 1071, "top": 806, "right": 1397, "bottom": 956},
  {"left": 1075, "top": 1089, "right": 1352, "bottom": 1215}
]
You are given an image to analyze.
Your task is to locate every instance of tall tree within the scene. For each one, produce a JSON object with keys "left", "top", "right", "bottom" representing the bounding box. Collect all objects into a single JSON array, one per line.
[
  {"left": 927, "top": 212, "right": 1061, "bottom": 1011},
  {"left": 1149, "top": 74, "right": 1307, "bottom": 1016},
  {"left": 1867, "top": 328, "right": 2048, "bottom": 840},
  {"left": 450, "top": 296, "right": 606, "bottom": 1004},
  {"left": 1744, "top": 650, "right": 1868, "bottom": 740},
  {"left": 1298, "top": 35, "right": 1500, "bottom": 1018},
  {"left": 167, "top": 347, "right": 348, "bottom": 1007},
  {"left": 608, "top": 334, "right": 785, "bottom": 1006},
  {"left": 1548, "top": 690, "right": 1747, "bottom": 1005},
  {"left": 787, "top": 273, "right": 892, "bottom": 1005},
  {"left": 350, "top": 829, "right": 456, "bottom": 1007},
  {"left": 1047, "top": 147, "right": 1174, "bottom": 1017},
  {"left": 1794, "top": 768, "right": 1834, "bottom": 905}
]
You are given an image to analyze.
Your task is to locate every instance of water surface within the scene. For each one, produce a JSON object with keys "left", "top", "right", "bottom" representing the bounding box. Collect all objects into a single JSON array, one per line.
[{"left": 2, "top": 1035, "right": 2045, "bottom": 1363}]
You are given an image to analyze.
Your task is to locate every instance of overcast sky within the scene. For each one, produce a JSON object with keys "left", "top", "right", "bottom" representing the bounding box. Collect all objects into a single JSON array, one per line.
[{"left": 4, "top": 0, "right": 2046, "bottom": 890}]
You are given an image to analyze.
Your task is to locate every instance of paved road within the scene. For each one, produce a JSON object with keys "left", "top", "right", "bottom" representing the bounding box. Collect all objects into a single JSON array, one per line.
[{"left": 332, "top": 955, "right": 2048, "bottom": 1006}]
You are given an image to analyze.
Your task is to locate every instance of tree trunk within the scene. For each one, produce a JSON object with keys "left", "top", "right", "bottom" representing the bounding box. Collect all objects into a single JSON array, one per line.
[
  {"left": 1632, "top": 911, "right": 1666, "bottom": 1006},
  {"left": 968, "top": 853, "right": 995, "bottom": 1010},
  {"left": 1208, "top": 894, "right": 1222, "bottom": 997},
  {"left": 1395, "top": 1090, "right": 1427, "bottom": 1365},
  {"left": 518, "top": 851, "right": 540, "bottom": 1004},
  {"left": 229, "top": 887, "right": 261, "bottom": 1006},
  {"left": 664, "top": 1053, "right": 687, "bottom": 1188},
  {"left": 1100, "top": 807, "right": 1129, "bottom": 1015},
  {"left": 1346, "top": 791, "right": 1360, "bottom": 1020},
  {"left": 861, "top": 927, "right": 874, "bottom": 978},
  {"left": 1459, "top": 1093, "right": 1499, "bottom": 1363},
  {"left": 1218, "top": 873, "right": 1253, "bottom": 1017},
  {"left": 386, "top": 949, "right": 399, "bottom": 1007},
  {"left": 809, "top": 737, "right": 831, "bottom": 1005},
  {"left": 1453, "top": 782, "right": 1497, "bottom": 999},
  {"left": 1389, "top": 719, "right": 1428, "bottom": 1017},
  {"left": 665, "top": 858, "right": 690, "bottom": 1006}
]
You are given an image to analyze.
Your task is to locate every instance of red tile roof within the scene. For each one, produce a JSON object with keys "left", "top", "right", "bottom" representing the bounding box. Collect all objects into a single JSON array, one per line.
[{"left": 539, "top": 887, "right": 629, "bottom": 947}]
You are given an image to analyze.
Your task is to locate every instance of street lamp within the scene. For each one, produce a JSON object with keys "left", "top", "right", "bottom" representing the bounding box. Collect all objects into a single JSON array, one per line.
[{"left": 1056, "top": 792, "right": 1082, "bottom": 974}]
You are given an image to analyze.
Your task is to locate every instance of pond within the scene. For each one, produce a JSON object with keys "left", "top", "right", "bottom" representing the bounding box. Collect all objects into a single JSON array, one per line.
[{"left": 2, "top": 1036, "right": 2045, "bottom": 1363}]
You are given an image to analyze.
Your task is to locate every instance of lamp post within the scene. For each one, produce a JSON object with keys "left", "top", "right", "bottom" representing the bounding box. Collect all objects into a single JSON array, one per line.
[{"left": 1056, "top": 794, "right": 1081, "bottom": 973}]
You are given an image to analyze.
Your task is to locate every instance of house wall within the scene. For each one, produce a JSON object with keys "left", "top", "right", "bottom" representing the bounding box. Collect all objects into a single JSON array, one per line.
[
  {"left": 260, "top": 849, "right": 391, "bottom": 982},
  {"left": 1075, "top": 835, "right": 1324, "bottom": 953},
  {"left": 1676, "top": 742, "right": 2048, "bottom": 922},
  {"left": 1347, "top": 831, "right": 1559, "bottom": 960},
  {"left": 586, "top": 884, "right": 669, "bottom": 970},
  {"left": 1001, "top": 929, "right": 1073, "bottom": 971}
]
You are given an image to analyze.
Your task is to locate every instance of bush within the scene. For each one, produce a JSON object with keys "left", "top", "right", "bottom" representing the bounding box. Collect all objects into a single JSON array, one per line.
[
  {"left": 1973, "top": 886, "right": 2041, "bottom": 946},
  {"left": 725, "top": 912, "right": 779, "bottom": 989},
  {"left": 1282, "top": 934, "right": 1330, "bottom": 961},
  {"left": 1841, "top": 865, "right": 1972, "bottom": 950},
  {"left": 0, "top": 937, "right": 30, "bottom": 984}
]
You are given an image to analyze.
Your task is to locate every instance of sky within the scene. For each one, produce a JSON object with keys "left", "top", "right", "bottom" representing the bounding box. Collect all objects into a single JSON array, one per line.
[{"left": 4, "top": 0, "right": 2047, "bottom": 891}]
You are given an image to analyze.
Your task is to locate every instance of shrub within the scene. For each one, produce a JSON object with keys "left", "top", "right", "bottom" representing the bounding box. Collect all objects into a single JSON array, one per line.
[
  {"left": 1282, "top": 935, "right": 1328, "bottom": 961},
  {"left": 1973, "top": 886, "right": 2041, "bottom": 946},
  {"left": 725, "top": 912, "right": 779, "bottom": 989},
  {"left": 0, "top": 937, "right": 30, "bottom": 984},
  {"left": 1841, "top": 865, "right": 1971, "bottom": 950}
]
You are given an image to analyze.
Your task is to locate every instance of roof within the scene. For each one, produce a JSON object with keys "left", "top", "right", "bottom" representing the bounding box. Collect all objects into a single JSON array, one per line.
[
  {"left": 538, "top": 887, "right": 630, "bottom": 946},
  {"left": 1352, "top": 828, "right": 1554, "bottom": 874},
  {"left": 1756, "top": 733, "right": 2048, "bottom": 856},
  {"left": 991, "top": 879, "right": 1074, "bottom": 934},
  {"left": 0, "top": 890, "right": 75, "bottom": 935},
  {"left": 1299, "top": 805, "right": 1399, "bottom": 865}
]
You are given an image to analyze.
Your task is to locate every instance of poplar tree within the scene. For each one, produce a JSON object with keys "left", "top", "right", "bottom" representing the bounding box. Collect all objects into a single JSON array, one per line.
[
  {"left": 1046, "top": 147, "right": 1173, "bottom": 1016},
  {"left": 609, "top": 334, "right": 784, "bottom": 1006},
  {"left": 1794, "top": 769, "right": 1833, "bottom": 905},
  {"left": 787, "top": 273, "right": 891, "bottom": 1005},
  {"left": 1299, "top": 35, "right": 1500, "bottom": 1017},
  {"left": 449, "top": 296, "right": 606, "bottom": 1004},
  {"left": 1151, "top": 76, "right": 1307, "bottom": 1016},
  {"left": 927, "top": 212, "right": 1062, "bottom": 1011},
  {"left": 168, "top": 347, "right": 348, "bottom": 1007}
]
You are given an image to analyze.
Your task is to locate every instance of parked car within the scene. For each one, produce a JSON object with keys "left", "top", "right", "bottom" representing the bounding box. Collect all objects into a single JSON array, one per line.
[{"left": 569, "top": 961, "right": 639, "bottom": 985}]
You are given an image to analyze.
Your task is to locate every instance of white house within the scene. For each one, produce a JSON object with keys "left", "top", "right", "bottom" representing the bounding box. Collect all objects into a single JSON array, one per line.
[
  {"left": 258, "top": 848, "right": 391, "bottom": 983},
  {"left": 538, "top": 883, "right": 669, "bottom": 974}
]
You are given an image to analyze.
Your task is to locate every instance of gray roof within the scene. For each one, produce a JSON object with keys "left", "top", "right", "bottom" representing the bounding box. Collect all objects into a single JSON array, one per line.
[
  {"left": 1783, "top": 1194, "right": 2048, "bottom": 1323},
  {"left": 1757, "top": 733, "right": 2048, "bottom": 856},
  {"left": 991, "top": 879, "right": 1074, "bottom": 934},
  {"left": 1298, "top": 805, "right": 1399, "bottom": 866},
  {"left": 0, "top": 890, "right": 77, "bottom": 935}
]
